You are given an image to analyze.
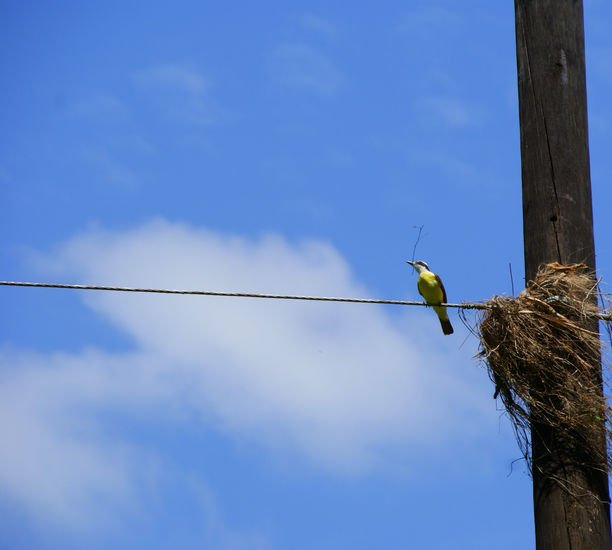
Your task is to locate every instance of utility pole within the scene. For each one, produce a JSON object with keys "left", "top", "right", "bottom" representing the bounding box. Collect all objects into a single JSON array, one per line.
[{"left": 514, "top": 1, "right": 611, "bottom": 549}]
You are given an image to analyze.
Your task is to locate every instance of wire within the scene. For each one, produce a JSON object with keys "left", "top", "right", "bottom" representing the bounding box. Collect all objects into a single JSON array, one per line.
[
  {"left": 1, "top": 280, "right": 610, "bottom": 320},
  {"left": 0, "top": 280, "right": 488, "bottom": 310}
]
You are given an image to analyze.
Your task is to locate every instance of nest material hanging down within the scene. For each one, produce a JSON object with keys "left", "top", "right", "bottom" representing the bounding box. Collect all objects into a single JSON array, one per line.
[{"left": 478, "top": 262, "right": 611, "bottom": 472}]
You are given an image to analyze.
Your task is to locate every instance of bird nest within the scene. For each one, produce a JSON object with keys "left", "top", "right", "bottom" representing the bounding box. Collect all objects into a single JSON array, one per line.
[{"left": 477, "top": 262, "right": 612, "bottom": 474}]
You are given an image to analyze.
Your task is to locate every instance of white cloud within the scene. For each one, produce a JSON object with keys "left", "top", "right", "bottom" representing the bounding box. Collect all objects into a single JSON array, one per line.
[
  {"left": 0, "top": 350, "right": 140, "bottom": 528},
  {"left": 268, "top": 44, "right": 343, "bottom": 97},
  {"left": 2, "top": 220, "right": 491, "bottom": 528}
]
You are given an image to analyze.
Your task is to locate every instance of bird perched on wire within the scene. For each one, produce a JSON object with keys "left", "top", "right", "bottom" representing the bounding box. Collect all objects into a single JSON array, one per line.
[{"left": 406, "top": 260, "right": 454, "bottom": 335}]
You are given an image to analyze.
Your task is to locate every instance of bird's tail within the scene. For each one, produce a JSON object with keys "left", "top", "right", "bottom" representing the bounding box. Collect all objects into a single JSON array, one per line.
[
  {"left": 439, "top": 317, "right": 454, "bottom": 335},
  {"left": 433, "top": 306, "right": 454, "bottom": 335}
]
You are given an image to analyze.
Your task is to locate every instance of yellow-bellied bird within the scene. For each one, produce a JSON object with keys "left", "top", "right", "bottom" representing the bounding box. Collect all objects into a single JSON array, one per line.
[{"left": 406, "top": 260, "right": 454, "bottom": 335}]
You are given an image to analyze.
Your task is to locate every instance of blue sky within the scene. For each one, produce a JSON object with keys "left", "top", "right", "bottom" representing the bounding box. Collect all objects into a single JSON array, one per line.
[{"left": 1, "top": 2, "right": 612, "bottom": 549}]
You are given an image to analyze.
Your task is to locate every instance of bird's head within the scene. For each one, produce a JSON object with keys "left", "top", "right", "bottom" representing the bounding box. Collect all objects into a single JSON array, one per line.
[{"left": 406, "top": 260, "right": 430, "bottom": 274}]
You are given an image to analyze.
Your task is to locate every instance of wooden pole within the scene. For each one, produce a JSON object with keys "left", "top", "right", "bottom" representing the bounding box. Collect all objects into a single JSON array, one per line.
[{"left": 514, "top": 1, "right": 611, "bottom": 548}]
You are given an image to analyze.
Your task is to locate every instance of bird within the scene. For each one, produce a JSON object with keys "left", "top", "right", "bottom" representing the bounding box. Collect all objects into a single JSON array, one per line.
[{"left": 406, "top": 260, "right": 454, "bottom": 335}]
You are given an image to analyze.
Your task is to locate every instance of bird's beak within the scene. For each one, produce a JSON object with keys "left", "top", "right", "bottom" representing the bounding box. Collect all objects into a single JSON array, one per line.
[{"left": 406, "top": 260, "right": 414, "bottom": 266}]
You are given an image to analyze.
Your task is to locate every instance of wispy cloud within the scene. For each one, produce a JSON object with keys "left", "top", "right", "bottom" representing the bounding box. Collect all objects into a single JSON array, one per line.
[
  {"left": 80, "top": 146, "right": 142, "bottom": 189},
  {"left": 182, "top": 477, "right": 270, "bottom": 550},
  {"left": 133, "top": 64, "right": 216, "bottom": 125},
  {"left": 396, "top": 5, "right": 465, "bottom": 35},
  {"left": 60, "top": 92, "right": 155, "bottom": 190},
  {"left": 68, "top": 93, "right": 130, "bottom": 123},
  {"left": 297, "top": 14, "right": 337, "bottom": 40},
  {"left": 415, "top": 95, "right": 484, "bottom": 128},
  {"left": 407, "top": 146, "right": 490, "bottom": 190},
  {"left": 2, "top": 220, "right": 490, "bottom": 529},
  {"left": 268, "top": 44, "right": 343, "bottom": 97},
  {"left": 134, "top": 64, "right": 209, "bottom": 95}
]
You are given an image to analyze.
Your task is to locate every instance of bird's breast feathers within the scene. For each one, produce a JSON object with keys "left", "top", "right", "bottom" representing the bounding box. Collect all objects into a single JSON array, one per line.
[{"left": 417, "top": 271, "right": 446, "bottom": 304}]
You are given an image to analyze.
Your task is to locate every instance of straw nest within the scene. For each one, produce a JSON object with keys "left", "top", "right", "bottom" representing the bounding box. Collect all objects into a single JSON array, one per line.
[{"left": 477, "top": 262, "right": 611, "bottom": 474}]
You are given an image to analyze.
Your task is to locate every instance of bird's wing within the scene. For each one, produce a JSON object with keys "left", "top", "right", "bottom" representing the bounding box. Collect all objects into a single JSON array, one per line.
[
  {"left": 435, "top": 273, "right": 448, "bottom": 303},
  {"left": 416, "top": 281, "right": 424, "bottom": 299}
]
